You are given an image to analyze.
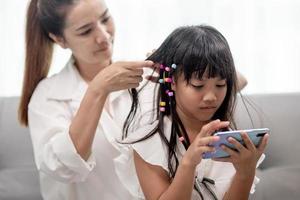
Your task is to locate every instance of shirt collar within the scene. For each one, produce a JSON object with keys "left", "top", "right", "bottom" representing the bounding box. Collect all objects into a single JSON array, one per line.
[{"left": 47, "top": 56, "right": 87, "bottom": 101}]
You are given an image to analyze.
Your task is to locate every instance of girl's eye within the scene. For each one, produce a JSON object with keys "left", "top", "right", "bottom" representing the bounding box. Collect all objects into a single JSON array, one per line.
[
  {"left": 80, "top": 29, "right": 92, "bottom": 36},
  {"left": 191, "top": 84, "right": 204, "bottom": 89},
  {"left": 216, "top": 83, "right": 227, "bottom": 87}
]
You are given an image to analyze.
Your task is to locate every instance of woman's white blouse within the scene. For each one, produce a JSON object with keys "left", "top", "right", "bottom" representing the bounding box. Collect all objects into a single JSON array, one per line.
[
  {"left": 28, "top": 57, "right": 156, "bottom": 200},
  {"left": 115, "top": 117, "right": 265, "bottom": 200}
]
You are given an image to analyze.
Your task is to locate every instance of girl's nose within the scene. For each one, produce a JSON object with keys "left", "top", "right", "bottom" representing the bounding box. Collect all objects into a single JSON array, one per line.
[{"left": 203, "top": 91, "right": 217, "bottom": 102}]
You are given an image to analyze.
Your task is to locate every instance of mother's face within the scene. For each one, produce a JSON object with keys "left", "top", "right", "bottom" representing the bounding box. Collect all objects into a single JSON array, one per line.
[{"left": 56, "top": 0, "right": 115, "bottom": 67}]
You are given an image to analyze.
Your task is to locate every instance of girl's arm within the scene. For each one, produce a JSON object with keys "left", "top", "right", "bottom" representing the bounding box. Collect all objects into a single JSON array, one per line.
[
  {"left": 134, "top": 120, "right": 229, "bottom": 200},
  {"left": 223, "top": 171, "right": 255, "bottom": 200},
  {"left": 134, "top": 150, "right": 196, "bottom": 200}
]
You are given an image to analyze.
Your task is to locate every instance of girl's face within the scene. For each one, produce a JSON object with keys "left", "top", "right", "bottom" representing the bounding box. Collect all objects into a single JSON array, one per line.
[
  {"left": 58, "top": 0, "right": 115, "bottom": 67},
  {"left": 172, "top": 71, "right": 227, "bottom": 124}
]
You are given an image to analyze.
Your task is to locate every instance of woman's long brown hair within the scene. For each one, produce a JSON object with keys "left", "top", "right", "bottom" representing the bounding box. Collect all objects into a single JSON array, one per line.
[{"left": 19, "top": 0, "right": 74, "bottom": 126}]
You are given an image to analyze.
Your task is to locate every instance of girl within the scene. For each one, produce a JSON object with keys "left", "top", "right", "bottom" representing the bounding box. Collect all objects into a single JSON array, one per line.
[{"left": 118, "top": 25, "right": 269, "bottom": 200}]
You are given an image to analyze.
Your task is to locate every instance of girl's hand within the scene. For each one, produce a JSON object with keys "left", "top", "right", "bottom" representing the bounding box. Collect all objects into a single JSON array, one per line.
[
  {"left": 213, "top": 132, "right": 269, "bottom": 178},
  {"left": 181, "top": 120, "right": 230, "bottom": 168},
  {"left": 90, "top": 60, "right": 154, "bottom": 95}
]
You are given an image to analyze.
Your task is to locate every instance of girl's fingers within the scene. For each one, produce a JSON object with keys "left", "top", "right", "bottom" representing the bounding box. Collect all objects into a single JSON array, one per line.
[
  {"left": 199, "top": 146, "right": 216, "bottom": 153},
  {"left": 258, "top": 134, "right": 269, "bottom": 152},
  {"left": 212, "top": 157, "right": 232, "bottom": 163},
  {"left": 221, "top": 144, "right": 239, "bottom": 157},
  {"left": 227, "top": 137, "right": 245, "bottom": 153},
  {"left": 199, "top": 120, "right": 230, "bottom": 138},
  {"left": 198, "top": 136, "right": 220, "bottom": 146},
  {"left": 240, "top": 132, "right": 256, "bottom": 151}
]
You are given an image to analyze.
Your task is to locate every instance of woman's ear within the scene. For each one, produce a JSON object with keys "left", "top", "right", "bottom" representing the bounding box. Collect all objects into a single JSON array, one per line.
[{"left": 49, "top": 33, "right": 68, "bottom": 49}]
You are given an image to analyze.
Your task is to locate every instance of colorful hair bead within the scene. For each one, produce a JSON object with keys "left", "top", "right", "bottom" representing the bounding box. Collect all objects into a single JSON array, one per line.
[
  {"left": 159, "top": 102, "right": 166, "bottom": 106},
  {"left": 171, "top": 64, "right": 177, "bottom": 69},
  {"left": 160, "top": 107, "right": 166, "bottom": 112},
  {"left": 168, "top": 91, "right": 174, "bottom": 97},
  {"left": 165, "top": 67, "right": 171, "bottom": 72},
  {"left": 160, "top": 64, "right": 165, "bottom": 69},
  {"left": 164, "top": 78, "right": 172, "bottom": 83},
  {"left": 165, "top": 90, "right": 169, "bottom": 94},
  {"left": 179, "top": 136, "right": 185, "bottom": 142},
  {"left": 158, "top": 79, "right": 164, "bottom": 83}
]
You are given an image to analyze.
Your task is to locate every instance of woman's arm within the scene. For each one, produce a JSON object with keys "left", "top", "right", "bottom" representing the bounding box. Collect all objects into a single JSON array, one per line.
[
  {"left": 236, "top": 71, "right": 248, "bottom": 91},
  {"left": 69, "top": 61, "right": 153, "bottom": 160},
  {"left": 69, "top": 87, "right": 108, "bottom": 160}
]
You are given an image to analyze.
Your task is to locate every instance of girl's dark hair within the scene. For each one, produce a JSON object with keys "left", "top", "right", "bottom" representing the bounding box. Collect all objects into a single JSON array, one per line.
[
  {"left": 123, "top": 25, "right": 238, "bottom": 178},
  {"left": 19, "top": 0, "right": 77, "bottom": 126}
]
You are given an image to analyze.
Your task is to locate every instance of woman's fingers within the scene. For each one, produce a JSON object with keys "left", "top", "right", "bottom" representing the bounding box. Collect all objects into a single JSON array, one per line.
[
  {"left": 145, "top": 75, "right": 159, "bottom": 83},
  {"left": 121, "top": 60, "right": 154, "bottom": 70}
]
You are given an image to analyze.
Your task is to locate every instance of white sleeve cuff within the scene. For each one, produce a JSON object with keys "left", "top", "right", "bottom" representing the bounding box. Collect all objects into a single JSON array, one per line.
[{"left": 49, "top": 130, "right": 96, "bottom": 181}]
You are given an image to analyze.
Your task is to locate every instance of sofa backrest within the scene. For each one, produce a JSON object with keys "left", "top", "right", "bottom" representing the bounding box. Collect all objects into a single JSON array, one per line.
[
  {"left": 234, "top": 92, "right": 300, "bottom": 169},
  {"left": 0, "top": 97, "right": 42, "bottom": 200},
  {"left": 0, "top": 97, "right": 34, "bottom": 169}
]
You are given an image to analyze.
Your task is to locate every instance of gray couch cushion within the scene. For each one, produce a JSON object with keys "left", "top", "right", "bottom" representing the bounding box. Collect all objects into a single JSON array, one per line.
[
  {"left": 235, "top": 93, "right": 300, "bottom": 200},
  {"left": 251, "top": 165, "right": 300, "bottom": 200},
  {"left": 0, "top": 97, "right": 42, "bottom": 200},
  {"left": 234, "top": 93, "right": 300, "bottom": 169}
]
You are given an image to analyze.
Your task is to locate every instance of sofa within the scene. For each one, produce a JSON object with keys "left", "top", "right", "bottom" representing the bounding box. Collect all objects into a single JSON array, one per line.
[{"left": 0, "top": 93, "right": 299, "bottom": 200}]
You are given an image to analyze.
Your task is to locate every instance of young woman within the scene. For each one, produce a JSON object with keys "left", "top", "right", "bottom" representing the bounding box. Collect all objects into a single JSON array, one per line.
[
  {"left": 119, "top": 25, "right": 269, "bottom": 200},
  {"left": 18, "top": 0, "right": 154, "bottom": 199}
]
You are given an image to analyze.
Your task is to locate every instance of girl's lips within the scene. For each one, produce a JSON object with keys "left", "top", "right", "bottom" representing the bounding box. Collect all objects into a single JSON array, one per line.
[{"left": 200, "top": 106, "right": 217, "bottom": 109}]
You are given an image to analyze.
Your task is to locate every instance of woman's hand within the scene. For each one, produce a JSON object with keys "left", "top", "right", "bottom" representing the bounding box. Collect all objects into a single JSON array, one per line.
[
  {"left": 181, "top": 120, "right": 230, "bottom": 168},
  {"left": 90, "top": 60, "right": 154, "bottom": 95},
  {"left": 213, "top": 132, "right": 269, "bottom": 178}
]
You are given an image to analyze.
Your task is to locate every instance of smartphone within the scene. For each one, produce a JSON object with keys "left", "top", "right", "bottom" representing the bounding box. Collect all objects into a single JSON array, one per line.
[{"left": 202, "top": 128, "right": 269, "bottom": 159}]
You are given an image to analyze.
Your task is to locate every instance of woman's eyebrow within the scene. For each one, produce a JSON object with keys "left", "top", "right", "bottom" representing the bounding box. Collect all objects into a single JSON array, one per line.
[{"left": 75, "top": 9, "right": 109, "bottom": 31}]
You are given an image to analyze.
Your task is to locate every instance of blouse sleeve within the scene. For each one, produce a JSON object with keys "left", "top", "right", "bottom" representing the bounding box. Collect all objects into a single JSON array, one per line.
[
  {"left": 114, "top": 121, "right": 169, "bottom": 198},
  {"left": 28, "top": 81, "right": 96, "bottom": 183}
]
